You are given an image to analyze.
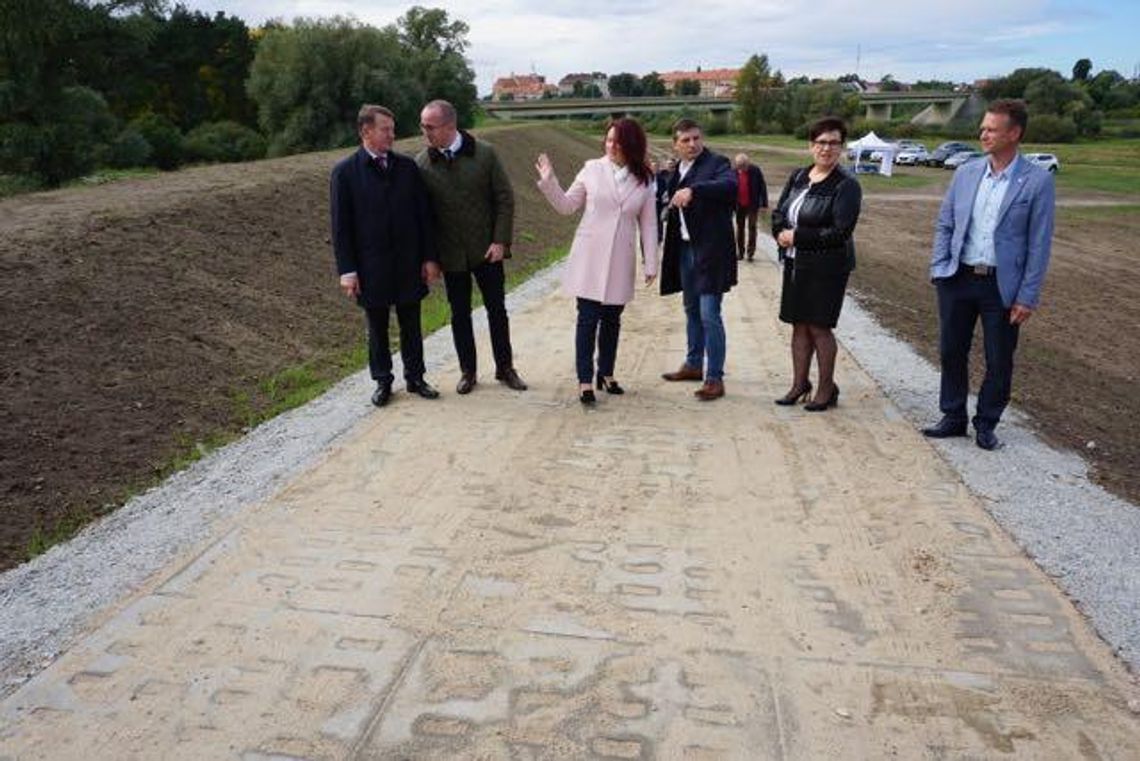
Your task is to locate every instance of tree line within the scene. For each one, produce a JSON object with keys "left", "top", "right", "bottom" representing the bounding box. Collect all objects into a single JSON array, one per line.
[
  {"left": 0, "top": 1, "right": 477, "bottom": 188},
  {"left": 732, "top": 53, "right": 1140, "bottom": 142}
]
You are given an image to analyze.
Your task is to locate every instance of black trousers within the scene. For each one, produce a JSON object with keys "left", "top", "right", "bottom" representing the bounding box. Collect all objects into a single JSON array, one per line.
[
  {"left": 576, "top": 298, "right": 625, "bottom": 383},
  {"left": 365, "top": 302, "right": 425, "bottom": 384},
  {"left": 444, "top": 260, "right": 512, "bottom": 374},
  {"left": 935, "top": 268, "right": 1020, "bottom": 431},
  {"left": 734, "top": 206, "right": 758, "bottom": 257}
]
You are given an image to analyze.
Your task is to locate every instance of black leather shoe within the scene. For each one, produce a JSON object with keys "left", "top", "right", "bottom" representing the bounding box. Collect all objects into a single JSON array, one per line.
[
  {"left": 406, "top": 378, "right": 440, "bottom": 399},
  {"left": 579, "top": 389, "right": 596, "bottom": 405},
  {"left": 921, "top": 416, "right": 968, "bottom": 438},
  {"left": 456, "top": 372, "right": 476, "bottom": 395},
  {"left": 371, "top": 382, "right": 393, "bottom": 407},
  {"left": 496, "top": 367, "right": 528, "bottom": 391},
  {"left": 975, "top": 428, "right": 1002, "bottom": 451}
]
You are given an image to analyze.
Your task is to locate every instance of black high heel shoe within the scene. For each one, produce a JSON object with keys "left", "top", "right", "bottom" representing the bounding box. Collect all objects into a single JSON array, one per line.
[
  {"left": 774, "top": 381, "right": 812, "bottom": 406},
  {"left": 579, "top": 388, "right": 597, "bottom": 405},
  {"left": 804, "top": 384, "right": 839, "bottom": 412},
  {"left": 595, "top": 373, "right": 624, "bottom": 395}
]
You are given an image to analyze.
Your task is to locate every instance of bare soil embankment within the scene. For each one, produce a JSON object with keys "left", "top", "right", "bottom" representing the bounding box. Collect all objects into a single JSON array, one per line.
[{"left": 0, "top": 124, "right": 600, "bottom": 569}]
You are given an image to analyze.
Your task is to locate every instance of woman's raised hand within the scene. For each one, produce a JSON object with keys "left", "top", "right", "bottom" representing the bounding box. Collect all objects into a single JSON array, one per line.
[{"left": 535, "top": 153, "right": 554, "bottom": 182}]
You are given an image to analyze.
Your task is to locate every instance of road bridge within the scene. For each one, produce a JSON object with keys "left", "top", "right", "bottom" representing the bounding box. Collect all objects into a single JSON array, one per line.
[{"left": 485, "top": 91, "right": 979, "bottom": 126}]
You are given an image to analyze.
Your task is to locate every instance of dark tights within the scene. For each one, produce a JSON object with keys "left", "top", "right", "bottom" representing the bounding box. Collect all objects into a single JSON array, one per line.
[{"left": 789, "top": 322, "right": 837, "bottom": 403}]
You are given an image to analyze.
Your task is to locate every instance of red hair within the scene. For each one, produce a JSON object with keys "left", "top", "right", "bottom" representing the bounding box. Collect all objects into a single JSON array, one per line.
[{"left": 605, "top": 118, "right": 653, "bottom": 185}]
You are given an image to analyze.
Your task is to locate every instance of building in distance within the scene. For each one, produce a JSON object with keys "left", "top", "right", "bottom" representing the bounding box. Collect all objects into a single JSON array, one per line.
[{"left": 492, "top": 74, "right": 558, "bottom": 101}]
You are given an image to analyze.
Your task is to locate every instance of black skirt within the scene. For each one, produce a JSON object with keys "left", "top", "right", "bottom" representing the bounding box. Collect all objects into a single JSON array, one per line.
[{"left": 779, "top": 258, "right": 849, "bottom": 328}]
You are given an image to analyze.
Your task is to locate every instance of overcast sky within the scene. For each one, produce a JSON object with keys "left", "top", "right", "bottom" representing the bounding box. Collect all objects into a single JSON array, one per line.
[{"left": 181, "top": 1, "right": 1138, "bottom": 95}]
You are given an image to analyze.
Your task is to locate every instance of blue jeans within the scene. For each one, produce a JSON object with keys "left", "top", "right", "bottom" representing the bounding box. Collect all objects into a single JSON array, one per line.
[
  {"left": 679, "top": 244, "right": 725, "bottom": 381},
  {"left": 575, "top": 298, "right": 624, "bottom": 383}
]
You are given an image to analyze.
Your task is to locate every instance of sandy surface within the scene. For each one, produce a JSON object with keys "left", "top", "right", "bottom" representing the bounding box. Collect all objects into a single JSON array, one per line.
[{"left": 2, "top": 255, "right": 1138, "bottom": 759}]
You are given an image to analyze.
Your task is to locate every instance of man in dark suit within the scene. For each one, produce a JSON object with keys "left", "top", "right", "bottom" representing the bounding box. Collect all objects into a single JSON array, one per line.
[
  {"left": 922, "top": 99, "right": 1055, "bottom": 450},
  {"left": 659, "top": 118, "right": 738, "bottom": 401},
  {"left": 330, "top": 104, "right": 442, "bottom": 407},
  {"left": 415, "top": 99, "right": 526, "bottom": 396},
  {"left": 732, "top": 153, "right": 768, "bottom": 261}
]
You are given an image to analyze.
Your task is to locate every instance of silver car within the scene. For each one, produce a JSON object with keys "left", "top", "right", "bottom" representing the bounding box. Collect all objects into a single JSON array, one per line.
[{"left": 944, "top": 150, "right": 983, "bottom": 169}]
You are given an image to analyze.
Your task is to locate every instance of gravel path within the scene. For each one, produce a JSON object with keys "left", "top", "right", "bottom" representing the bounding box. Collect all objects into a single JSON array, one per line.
[{"left": 2, "top": 242, "right": 1137, "bottom": 704}]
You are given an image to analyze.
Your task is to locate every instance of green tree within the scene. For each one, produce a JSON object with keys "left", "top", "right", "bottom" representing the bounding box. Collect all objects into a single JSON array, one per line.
[
  {"left": 247, "top": 18, "right": 404, "bottom": 154},
  {"left": 675, "top": 78, "right": 701, "bottom": 96},
  {"left": 878, "top": 74, "right": 902, "bottom": 92},
  {"left": 981, "top": 67, "right": 1060, "bottom": 99},
  {"left": 735, "top": 54, "right": 772, "bottom": 133},
  {"left": 608, "top": 72, "right": 642, "bottom": 97},
  {"left": 640, "top": 72, "right": 666, "bottom": 96},
  {"left": 0, "top": 0, "right": 166, "bottom": 185},
  {"left": 1072, "top": 58, "right": 1092, "bottom": 82},
  {"left": 397, "top": 6, "right": 477, "bottom": 127}
]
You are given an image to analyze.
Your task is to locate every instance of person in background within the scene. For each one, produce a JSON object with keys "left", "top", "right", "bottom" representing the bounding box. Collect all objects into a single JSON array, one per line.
[
  {"left": 415, "top": 99, "right": 528, "bottom": 396},
  {"left": 733, "top": 153, "right": 768, "bottom": 261},
  {"left": 771, "top": 116, "right": 861, "bottom": 412},
  {"left": 535, "top": 118, "right": 659, "bottom": 404},
  {"left": 329, "top": 104, "right": 442, "bottom": 407}
]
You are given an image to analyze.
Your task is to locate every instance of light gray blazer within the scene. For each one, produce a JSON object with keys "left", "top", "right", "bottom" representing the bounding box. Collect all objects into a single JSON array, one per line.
[{"left": 930, "top": 154, "right": 1055, "bottom": 308}]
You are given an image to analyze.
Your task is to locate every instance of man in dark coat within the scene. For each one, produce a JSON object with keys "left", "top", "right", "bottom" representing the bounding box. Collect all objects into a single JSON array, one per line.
[
  {"left": 415, "top": 99, "right": 526, "bottom": 396},
  {"left": 659, "top": 118, "right": 738, "bottom": 401},
  {"left": 732, "top": 152, "right": 768, "bottom": 261},
  {"left": 330, "top": 104, "right": 442, "bottom": 407}
]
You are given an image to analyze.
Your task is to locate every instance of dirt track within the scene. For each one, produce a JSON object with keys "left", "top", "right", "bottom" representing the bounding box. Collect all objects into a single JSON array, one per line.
[{"left": 2, "top": 259, "right": 1138, "bottom": 759}]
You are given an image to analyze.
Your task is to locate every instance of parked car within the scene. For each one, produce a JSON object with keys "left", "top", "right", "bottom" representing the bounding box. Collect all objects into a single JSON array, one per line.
[
  {"left": 896, "top": 145, "right": 930, "bottom": 165},
  {"left": 927, "top": 141, "right": 973, "bottom": 167},
  {"left": 943, "top": 150, "right": 983, "bottom": 169},
  {"left": 1024, "top": 152, "right": 1061, "bottom": 172}
]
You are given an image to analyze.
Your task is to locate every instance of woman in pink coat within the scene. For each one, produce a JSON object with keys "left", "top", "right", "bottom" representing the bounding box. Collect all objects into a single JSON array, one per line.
[{"left": 535, "top": 118, "right": 660, "bottom": 405}]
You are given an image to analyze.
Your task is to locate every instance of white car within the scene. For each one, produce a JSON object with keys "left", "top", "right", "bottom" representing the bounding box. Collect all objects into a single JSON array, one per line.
[
  {"left": 896, "top": 146, "right": 929, "bottom": 165},
  {"left": 1024, "top": 152, "right": 1061, "bottom": 173}
]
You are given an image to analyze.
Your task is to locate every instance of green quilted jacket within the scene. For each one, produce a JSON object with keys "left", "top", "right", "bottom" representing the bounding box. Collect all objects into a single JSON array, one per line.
[{"left": 415, "top": 131, "right": 515, "bottom": 272}]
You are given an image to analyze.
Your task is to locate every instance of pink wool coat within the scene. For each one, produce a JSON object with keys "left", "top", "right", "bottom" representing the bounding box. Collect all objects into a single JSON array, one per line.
[{"left": 537, "top": 158, "right": 659, "bottom": 305}]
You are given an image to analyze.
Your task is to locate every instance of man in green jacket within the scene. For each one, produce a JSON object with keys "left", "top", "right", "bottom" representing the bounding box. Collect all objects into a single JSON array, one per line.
[{"left": 416, "top": 99, "right": 527, "bottom": 395}]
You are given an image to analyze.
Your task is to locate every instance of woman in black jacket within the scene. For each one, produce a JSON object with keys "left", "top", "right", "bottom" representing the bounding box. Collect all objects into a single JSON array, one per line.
[{"left": 771, "top": 116, "right": 862, "bottom": 411}]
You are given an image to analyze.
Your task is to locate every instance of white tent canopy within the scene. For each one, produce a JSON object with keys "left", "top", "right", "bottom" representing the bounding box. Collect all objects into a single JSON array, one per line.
[{"left": 846, "top": 131, "right": 897, "bottom": 176}]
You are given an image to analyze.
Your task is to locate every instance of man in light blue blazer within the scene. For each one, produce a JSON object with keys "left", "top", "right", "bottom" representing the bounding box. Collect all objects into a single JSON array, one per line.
[{"left": 922, "top": 99, "right": 1055, "bottom": 450}]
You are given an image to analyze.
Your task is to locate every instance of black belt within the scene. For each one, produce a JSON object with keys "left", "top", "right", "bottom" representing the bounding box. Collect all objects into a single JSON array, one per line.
[{"left": 958, "top": 263, "right": 995, "bottom": 277}]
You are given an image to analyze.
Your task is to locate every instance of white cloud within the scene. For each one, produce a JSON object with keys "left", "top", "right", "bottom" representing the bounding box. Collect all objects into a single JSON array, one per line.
[{"left": 181, "top": 0, "right": 1128, "bottom": 92}]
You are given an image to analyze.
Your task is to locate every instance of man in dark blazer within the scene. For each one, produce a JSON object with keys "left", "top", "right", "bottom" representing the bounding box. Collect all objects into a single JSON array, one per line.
[
  {"left": 330, "top": 104, "right": 442, "bottom": 407},
  {"left": 415, "top": 99, "right": 526, "bottom": 396},
  {"left": 659, "top": 118, "right": 738, "bottom": 401},
  {"left": 922, "top": 99, "right": 1055, "bottom": 450},
  {"left": 732, "top": 153, "right": 768, "bottom": 261}
]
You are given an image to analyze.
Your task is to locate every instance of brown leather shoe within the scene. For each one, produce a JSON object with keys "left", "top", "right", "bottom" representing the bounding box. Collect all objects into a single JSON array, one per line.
[
  {"left": 694, "top": 380, "right": 725, "bottom": 401},
  {"left": 456, "top": 371, "right": 477, "bottom": 395},
  {"left": 495, "top": 367, "right": 528, "bottom": 391},
  {"left": 661, "top": 365, "right": 703, "bottom": 381}
]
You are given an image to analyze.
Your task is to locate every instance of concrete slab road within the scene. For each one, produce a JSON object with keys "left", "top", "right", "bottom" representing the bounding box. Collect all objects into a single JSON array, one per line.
[{"left": 1, "top": 260, "right": 1138, "bottom": 759}]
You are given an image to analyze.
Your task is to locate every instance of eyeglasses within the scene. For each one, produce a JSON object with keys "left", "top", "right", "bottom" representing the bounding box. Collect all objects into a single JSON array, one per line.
[{"left": 812, "top": 139, "right": 843, "bottom": 148}]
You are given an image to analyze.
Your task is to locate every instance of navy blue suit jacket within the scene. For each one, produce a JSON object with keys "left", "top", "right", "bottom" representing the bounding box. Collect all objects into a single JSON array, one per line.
[
  {"left": 660, "top": 149, "right": 738, "bottom": 296},
  {"left": 329, "top": 148, "right": 437, "bottom": 308}
]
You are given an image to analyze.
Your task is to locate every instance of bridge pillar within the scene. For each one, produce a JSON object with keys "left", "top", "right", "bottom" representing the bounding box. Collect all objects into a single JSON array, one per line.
[{"left": 865, "top": 102, "right": 893, "bottom": 122}]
